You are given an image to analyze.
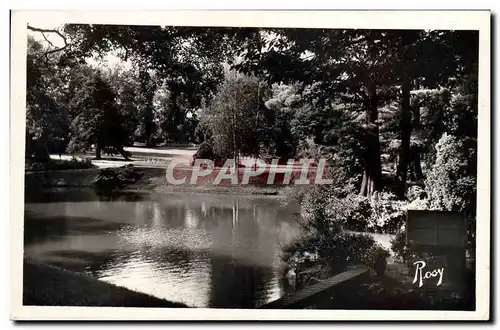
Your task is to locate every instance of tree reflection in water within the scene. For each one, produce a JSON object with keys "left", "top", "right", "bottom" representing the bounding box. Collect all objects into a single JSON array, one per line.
[{"left": 24, "top": 190, "right": 301, "bottom": 308}]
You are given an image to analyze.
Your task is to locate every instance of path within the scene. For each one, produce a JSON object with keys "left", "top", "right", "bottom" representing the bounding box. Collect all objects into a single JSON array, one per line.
[{"left": 50, "top": 146, "right": 197, "bottom": 169}]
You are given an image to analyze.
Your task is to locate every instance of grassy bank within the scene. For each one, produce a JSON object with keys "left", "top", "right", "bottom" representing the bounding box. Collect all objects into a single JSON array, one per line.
[{"left": 23, "top": 260, "right": 187, "bottom": 307}]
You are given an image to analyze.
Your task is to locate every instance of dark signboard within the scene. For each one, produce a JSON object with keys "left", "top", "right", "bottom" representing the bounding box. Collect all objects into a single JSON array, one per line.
[{"left": 406, "top": 210, "right": 467, "bottom": 293}]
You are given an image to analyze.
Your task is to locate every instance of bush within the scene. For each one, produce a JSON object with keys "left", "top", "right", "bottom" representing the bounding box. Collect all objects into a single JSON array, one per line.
[
  {"left": 317, "top": 191, "right": 406, "bottom": 234},
  {"left": 336, "top": 194, "right": 372, "bottom": 232},
  {"left": 425, "top": 133, "right": 476, "bottom": 213},
  {"left": 93, "top": 165, "right": 144, "bottom": 191},
  {"left": 362, "top": 244, "right": 391, "bottom": 274},
  {"left": 368, "top": 192, "right": 406, "bottom": 233},
  {"left": 390, "top": 229, "right": 443, "bottom": 268},
  {"left": 284, "top": 187, "right": 378, "bottom": 275},
  {"left": 296, "top": 185, "right": 409, "bottom": 235},
  {"left": 278, "top": 185, "right": 311, "bottom": 207},
  {"left": 424, "top": 133, "right": 476, "bottom": 258},
  {"left": 26, "top": 158, "right": 94, "bottom": 172},
  {"left": 299, "top": 186, "right": 342, "bottom": 235},
  {"left": 283, "top": 232, "right": 377, "bottom": 275},
  {"left": 389, "top": 230, "right": 408, "bottom": 263},
  {"left": 191, "top": 140, "right": 226, "bottom": 167}
]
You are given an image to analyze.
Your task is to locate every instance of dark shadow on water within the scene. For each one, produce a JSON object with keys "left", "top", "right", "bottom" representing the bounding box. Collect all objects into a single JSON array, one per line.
[
  {"left": 42, "top": 250, "right": 120, "bottom": 275},
  {"left": 25, "top": 188, "right": 149, "bottom": 204},
  {"left": 23, "top": 212, "right": 125, "bottom": 245},
  {"left": 208, "top": 253, "right": 277, "bottom": 309}
]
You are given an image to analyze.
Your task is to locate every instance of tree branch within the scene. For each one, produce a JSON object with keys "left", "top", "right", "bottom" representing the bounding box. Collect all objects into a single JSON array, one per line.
[
  {"left": 40, "top": 32, "right": 55, "bottom": 48},
  {"left": 27, "top": 25, "right": 68, "bottom": 59}
]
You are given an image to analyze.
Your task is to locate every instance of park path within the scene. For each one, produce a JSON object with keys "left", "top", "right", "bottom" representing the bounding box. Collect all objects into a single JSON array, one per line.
[{"left": 50, "top": 146, "right": 197, "bottom": 169}]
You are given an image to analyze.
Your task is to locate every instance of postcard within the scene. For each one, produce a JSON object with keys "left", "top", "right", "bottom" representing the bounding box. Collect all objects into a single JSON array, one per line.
[{"left": 10, "top": 9, "right": 490, "bottom": 321}]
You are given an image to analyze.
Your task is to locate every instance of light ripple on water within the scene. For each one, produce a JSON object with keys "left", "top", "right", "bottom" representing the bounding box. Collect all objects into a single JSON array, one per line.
[{"left": 116, "top": 225, "right": 213, "bottom": 251}]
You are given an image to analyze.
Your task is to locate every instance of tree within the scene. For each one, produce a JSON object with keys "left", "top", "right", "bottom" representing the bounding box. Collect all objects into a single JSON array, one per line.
[
  {"left": 199, "top": 72, "right": 268, "bottom": 162},
  {"left": 425, "top": 132, "right": 477, "bottom": 255},
  {"left": 101, "top": 65, "right": 144, "bottom": 144},
  {"left": 383, "top": 30, "right": 479, "bottom": 198},
  {"left": 66, "top": 71, "right": 132, "bottom": 160},
  {"left": 62, "top": 24, "right": 230, "bottom": 142},
  {"left": 136, "top": 70, "right": 158, "bottom": 145},
  {"left": 231, "top": 29, "right": 399, "bottom": 196},
  {"left": 260, "top": 83, "right": 300, "bottom": 161},
  {"left": 231, "top": 29, "right": 479, "bottom": 197},
  {"left": 26, "top": 37, "right": 70, "bottom": 162}
]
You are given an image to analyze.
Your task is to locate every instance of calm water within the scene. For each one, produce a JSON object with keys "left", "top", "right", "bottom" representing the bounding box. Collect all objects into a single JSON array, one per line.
[{"left": 24, "top": 189, "right": 302, "bottom": 308}]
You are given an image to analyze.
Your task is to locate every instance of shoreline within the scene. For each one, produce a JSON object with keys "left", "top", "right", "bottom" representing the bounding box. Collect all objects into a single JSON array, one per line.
[{"left": 25, "top": 166, "right": 293, "bottom": 197}]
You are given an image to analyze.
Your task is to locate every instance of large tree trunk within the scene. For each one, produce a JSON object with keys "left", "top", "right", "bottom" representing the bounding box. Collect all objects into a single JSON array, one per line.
[
  {"left": 360, "top": 79, "right": 382, "bottom": 197},
  {"left": 166, "top": 87, "right": 181, "bottom": 143},
  {"left": 413, "top": 152, "right": 423, "bottom": 181},
  {"left": 95, "top": 142, "right": 102, "bottom": 160},
  {"left": 409, "top": 147, "right": 424, "bottom": 182},
  {"left": 139, "top": 70, "right": 156, "bottom": 147},
  {"left": 144, "top": 106, "right": 154, "bottom": 147},
  {"left": 31, "top": 136, "right": 51, "bottom": 163},
  {"left": 409, "top": 97, "right": 424, "bottom": 182},
  {"left": 396, "top": 78, "right": 412, "bottom": 199}
]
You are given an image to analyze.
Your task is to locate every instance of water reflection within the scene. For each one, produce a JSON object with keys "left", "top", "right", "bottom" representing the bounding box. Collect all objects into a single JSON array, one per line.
[{"left": 24, "top": 189, "right": 301, "bottom": 308}]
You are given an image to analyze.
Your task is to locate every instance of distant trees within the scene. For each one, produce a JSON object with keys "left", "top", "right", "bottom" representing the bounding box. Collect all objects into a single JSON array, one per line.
[{"left": 62, "top": 24, "right": 229, "bottom": 145}]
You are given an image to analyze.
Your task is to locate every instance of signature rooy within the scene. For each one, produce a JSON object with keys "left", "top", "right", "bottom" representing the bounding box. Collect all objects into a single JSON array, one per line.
[{"left": 412, "top": 261, "right": 444, "bottom": 288}]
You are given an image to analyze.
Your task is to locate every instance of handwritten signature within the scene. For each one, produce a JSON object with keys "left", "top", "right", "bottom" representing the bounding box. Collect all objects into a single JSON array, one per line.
[{"left": 412, "top": 261, "right": 444, "bottom": 288}]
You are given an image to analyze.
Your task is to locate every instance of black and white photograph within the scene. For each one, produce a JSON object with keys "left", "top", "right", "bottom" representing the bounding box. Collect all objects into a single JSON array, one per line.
[{"left": 9, "top": 10, "right": 490, "bottom": 321}]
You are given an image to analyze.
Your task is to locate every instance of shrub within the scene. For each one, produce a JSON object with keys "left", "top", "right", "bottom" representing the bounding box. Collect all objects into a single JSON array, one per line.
[
  {"left": 424, "top": 133, "right": 476, "bottom": 258},
  {"left": 284, "top": 187, "right": 377, "bottom": 275},
  {"left": 26, "top": 158, "right": 94, "bottom": 172},
  {"left": 390, "top": 229, "right": 443, "bottom": 268},
  {"left": 283, "top": 232, "right": 376, "bottom": 275},
  {"left": 335, "top": 193, "right": 371, "bottom": 232},
  {"left": 390, "top": 230, "right": 408, "bottom": 263},
  {"left": 278, "top": 185, "right": 311, "bottom": 207},
  {"left": 425, "top": 133, "right": 476, "bottom": 213},
  {"left": 299, "top": 186, "right": 342, "bottom": 235},
  {"left": 93, "top": 165, "right": 144, "bottom": 191},
  {"left": 191, "top": 140, "right": 226, "bottom": 167},
  {"left": 323, "top": 191, "right": 406, "bottom": 234},
  {"left": 368, "top": 192, "right": 406, "bottom": 233},
  {"left": 362, "top": 244, "right": 391, "bottom": 275}
]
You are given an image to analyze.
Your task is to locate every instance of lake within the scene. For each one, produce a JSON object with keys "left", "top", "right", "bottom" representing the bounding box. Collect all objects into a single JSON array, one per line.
[{"left": 24, "top": 189, "right": 303, "bottom": 308}]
